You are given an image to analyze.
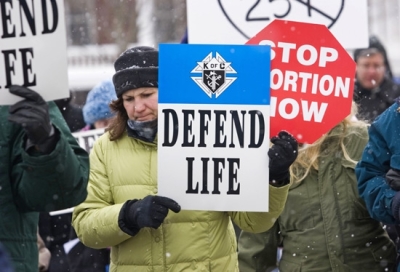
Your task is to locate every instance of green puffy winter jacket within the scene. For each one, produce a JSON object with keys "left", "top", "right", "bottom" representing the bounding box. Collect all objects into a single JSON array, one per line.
[{"left": 72, "top": 131, "right": 290, "bottom": 272}]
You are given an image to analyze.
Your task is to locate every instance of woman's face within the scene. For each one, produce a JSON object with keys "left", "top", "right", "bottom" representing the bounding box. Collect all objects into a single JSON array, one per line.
[{"left": 122, "top": 87, "right": 158, "bottom": 121}]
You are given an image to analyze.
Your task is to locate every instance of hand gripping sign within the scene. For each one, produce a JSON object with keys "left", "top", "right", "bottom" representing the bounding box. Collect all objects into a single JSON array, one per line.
[{"left": 247, "top": 19, "right": 356, "bottom": 144}]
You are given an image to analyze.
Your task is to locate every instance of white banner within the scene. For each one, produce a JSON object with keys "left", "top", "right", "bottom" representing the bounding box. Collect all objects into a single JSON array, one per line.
[
  {"left": 72, "top": 128, "right": 105, "bottom": 153},
  {"left": 187, "top": 0, "right": 369, "bottom": 49},
  {"left": 0, "top": 0, "right": 69, "bottom": 105}
]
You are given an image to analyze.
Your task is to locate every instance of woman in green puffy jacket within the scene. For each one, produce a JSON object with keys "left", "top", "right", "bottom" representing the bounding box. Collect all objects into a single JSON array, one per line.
[
  {"left": 238, "top": 103, "right": 397, "bottom": 272},
  {"left": 72, "top": 45, "right": 299, "bottom": 272}
]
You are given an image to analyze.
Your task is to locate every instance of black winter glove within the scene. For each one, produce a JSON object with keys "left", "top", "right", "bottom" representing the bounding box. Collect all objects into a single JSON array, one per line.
[
  {"left": 118, "top": 195, "right": 181, "bottom": 236},
  {"left": 386, "top": 168, "right": 400, "bottom": 191},
  {"left": 268, "top": 131, "right": 298, "bottom": 187},
  {"left": 8, "top": 85, "right": 58, "bottom": 154}
]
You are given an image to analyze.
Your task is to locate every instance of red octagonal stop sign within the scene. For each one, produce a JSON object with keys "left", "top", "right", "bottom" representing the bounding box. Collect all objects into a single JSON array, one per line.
[{"left": 246, "top": 20, "right": 356, "bottom": 144}]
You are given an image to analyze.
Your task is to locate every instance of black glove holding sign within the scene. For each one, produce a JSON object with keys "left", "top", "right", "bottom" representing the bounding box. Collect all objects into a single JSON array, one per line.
[
  {"left": 8, "top": 85, "right": 59, "bottom": 154},
  {"left": 118, "top": 195, "right": 181, "bottom": 236},
  {"left": 268, "top": 131, "right": 298, "bottom": 187}
]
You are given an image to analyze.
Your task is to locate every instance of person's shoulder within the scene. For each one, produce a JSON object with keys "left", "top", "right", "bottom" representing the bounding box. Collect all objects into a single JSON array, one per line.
[
  {"left": 347, "top": 122, "right": 369, "bottom": 136},
  {"left": 373, "top": 101, "right": 400, "bottom": 127},
  {"left": 93, "top": 130, "right": 129, "bottom": 149},
  {"left": 345, "top": 122, "right": 369, "bottom": 153}
]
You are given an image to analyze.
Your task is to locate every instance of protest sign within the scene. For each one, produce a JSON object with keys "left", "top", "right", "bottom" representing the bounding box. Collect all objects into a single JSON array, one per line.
[
  {"left": 158, "top": 44, "right": 271, "bottom": 212},
  {"left": 247, "top": 19, "right": 356, "bottom": 144},
  {"left": 72, "top": 128, "right": 105, "bottom": 153},
  {"left": 187, "top": 0, "right": 368, "bottom": 49},
  {"left": 0, "top": 0, "right": 69, "bottom": 105}
]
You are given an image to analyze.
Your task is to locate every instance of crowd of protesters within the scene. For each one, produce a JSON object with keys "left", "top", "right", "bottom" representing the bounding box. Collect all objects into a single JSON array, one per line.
[{"left": 3, "top": 33, "right": 400, "bottom": 272}]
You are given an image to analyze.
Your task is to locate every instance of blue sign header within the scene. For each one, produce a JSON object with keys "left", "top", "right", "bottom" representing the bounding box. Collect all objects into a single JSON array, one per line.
[{"left": 159, "top": 44, "right": 271, "bottom": 105}]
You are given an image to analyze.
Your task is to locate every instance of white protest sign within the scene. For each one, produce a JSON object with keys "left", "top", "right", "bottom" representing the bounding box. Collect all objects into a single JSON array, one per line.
[
  {"left": 72, "top": 128, "right": 105, "bottom": 153},
  {"left": 187, "top": 0, "right": 368, "bottom": 49},
  {"left": 0, "top": 0, "right": 69, "bottom": 105},
  {"left": 158, "top": 44, "right": 271, "bottom": 212}
]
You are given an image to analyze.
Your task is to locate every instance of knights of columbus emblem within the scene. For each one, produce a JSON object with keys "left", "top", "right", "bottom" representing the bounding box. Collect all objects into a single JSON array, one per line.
[{"left": 191, "top": 52, "right": 237, "bottom": 98}]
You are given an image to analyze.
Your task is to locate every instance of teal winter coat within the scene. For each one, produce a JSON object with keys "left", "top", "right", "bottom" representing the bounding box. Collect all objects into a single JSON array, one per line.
[
  {"left": 357, "top": 100, "right": 400, "bottom": 272},
  {"left": 357, "top": 101, "right": 400, "bottom": 224}
]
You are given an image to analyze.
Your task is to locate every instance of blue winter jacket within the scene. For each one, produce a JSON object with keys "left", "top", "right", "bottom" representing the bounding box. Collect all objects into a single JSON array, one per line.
[
  {"left": 356, "top": 101, "right": 400, "bottom": 224},
  {"left": 356, "top": 100, "right": 400, "bottom": 271}
]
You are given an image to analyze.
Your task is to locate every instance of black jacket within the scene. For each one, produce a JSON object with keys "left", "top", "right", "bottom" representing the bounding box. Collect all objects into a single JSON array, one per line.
[{"left": 353, "top": 78, "right": 400, "bottom": 122}]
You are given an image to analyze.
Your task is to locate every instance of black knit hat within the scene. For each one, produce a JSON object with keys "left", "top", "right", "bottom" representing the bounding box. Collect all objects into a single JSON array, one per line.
[{"left": 112, "top": 46, "right": 158, "bottom": 97}]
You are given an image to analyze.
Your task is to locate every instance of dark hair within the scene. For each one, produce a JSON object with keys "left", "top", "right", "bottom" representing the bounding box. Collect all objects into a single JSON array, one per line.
[
  {"left": 106, "top": 97, "right": 128, "bottom": 141},
  {"left": 355, "top": 48, "right": 383, "bottom": 60}
]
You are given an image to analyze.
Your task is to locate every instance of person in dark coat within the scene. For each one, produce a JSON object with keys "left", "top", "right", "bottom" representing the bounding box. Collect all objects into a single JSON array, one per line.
[
  {"left": 54, "top": 92, "right": 85, "bottom": 133},
  {"left": 39, "top": 91, "right": 87, "bottom": 272},
  {"left": 353, "top": 36, "right": 400, "bottom": 122},
  {"left": 38, "top": 212, "right": 73, "bottom": 272},
  {"left": 0, "top": 85, "right": 89, "bottom": 272},
  {"left": 39, "top": 91, "right": 86, "bottom": 272}
]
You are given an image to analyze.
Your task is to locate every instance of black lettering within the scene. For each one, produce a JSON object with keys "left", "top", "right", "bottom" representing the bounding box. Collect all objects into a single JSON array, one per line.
[
  {"left": 200, "top": 157, "right": 209, "bottom": 194},
  {"left": 229, "top": 110, "right": 246, "bottom": 148},
  {"left": 227, "top": 158, "right": 240, "bottom": 195},
  {"left": 19, "top": 47, "right": 36, "bottom": 86},
  {"left": 203, "top": 62, "right": 209, "bottom": 69},
  {"left": 182, "top": 110, "right": 195, "bottom": 147},
  {"left": 185, "top": 157, "right": 198, "bottom": 194},
  {"left": 248, "top": 110, "right": 265, "bottom": 148},
  {"left": 162, "top": 109, "right": 178, "bottom": 147},
  {"left": 41, "top": 0, "right": 58, "bottom": 34},
  {"left": 213, "top": 110, "right": 226, "bottom": 147},
  {"left": 212, "top": 158, "right": 225, "bottom": 194},
  {"left": 1, "top": 0, "right": 15, "bottom": 38},
  {"left": 198, "top": 110, "right": 211, "bottom": 147},
  {"left": 2, "top": 49, "right": 16, "bottom": 88},
  {"left": 19, "top": 0, "right": 36, "bottom": 37}
]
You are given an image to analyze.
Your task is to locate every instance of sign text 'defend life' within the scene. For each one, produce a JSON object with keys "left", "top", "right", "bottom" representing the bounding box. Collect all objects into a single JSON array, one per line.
[
  {"left": 162, "top": 108, "right": 266, "bottom": 195},
  {"left": 158, "top": 44, "right": 271, "bottom": 212}
]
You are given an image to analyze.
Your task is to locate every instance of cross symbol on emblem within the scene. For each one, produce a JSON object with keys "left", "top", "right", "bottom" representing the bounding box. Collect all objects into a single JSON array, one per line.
[{"left": 191, "top": 52, "right": 237, "bottom": 98}]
